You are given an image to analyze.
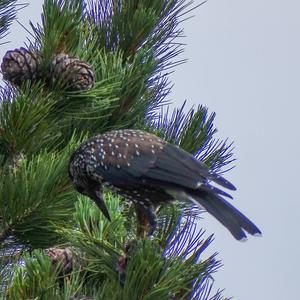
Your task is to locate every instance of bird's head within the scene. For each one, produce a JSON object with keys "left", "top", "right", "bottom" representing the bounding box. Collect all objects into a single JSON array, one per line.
[
  {"left": 68, "top": 161, "right": 111, "bottom": 222},
  {"left": 75, "top": 183, "right": 112, "bottom": 223}
]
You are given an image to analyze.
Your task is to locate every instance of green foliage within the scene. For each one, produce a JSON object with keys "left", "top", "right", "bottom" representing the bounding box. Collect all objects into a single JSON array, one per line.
[
  {"left": 32, "top": 0, "right": 85, "bottom": 58},
  {"left": 6, "top": 251, "right": 60, "bottom": 300},
  {"left": 0, "top": 85, "right": 61, "bottom": 160},
  {"left": 83, "top": 0, "right": 201, "bottom": 129},
  {"left": 0, "top": 142, "right": 79, "bottom": 248},
  {"left": 4, "top": 204, "right": 224, "bottom": 300},
  {"left": 56, "top": 48, "right": 160, "bottom": 135},
  {"left": 97, "top": 240, "right": 214, "bottom": 300},
  {"left": 85, "top": 0, "right": 198, "bottom": 64},
  {"left": 71, "top": 194, "right": 127, "bottom": 249}
]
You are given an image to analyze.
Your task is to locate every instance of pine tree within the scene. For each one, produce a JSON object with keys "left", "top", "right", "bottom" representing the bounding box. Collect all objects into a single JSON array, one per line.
[{"left": 0, "top": 1, "right": 235, "bottom": 299}]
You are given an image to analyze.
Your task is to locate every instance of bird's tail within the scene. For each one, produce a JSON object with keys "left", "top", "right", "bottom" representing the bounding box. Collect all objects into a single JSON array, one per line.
[{"left": 188, "top": 189, "right": 262, "bottom": 241}]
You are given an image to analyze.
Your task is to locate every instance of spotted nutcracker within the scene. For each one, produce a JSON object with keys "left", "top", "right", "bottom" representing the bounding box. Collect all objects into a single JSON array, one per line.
[{"left": 69, "top": 129, "right": 261, "bottom": 240}]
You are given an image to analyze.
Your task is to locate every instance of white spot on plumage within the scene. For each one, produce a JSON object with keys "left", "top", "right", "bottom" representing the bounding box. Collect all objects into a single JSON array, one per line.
[
  {"left": 136, "top": 151, "right": 140, "bottom": 156},
  {"left": 197, "top": 182, "right": 202, "bottom": 188},
  {"left": 253, "top": 232, "right": 262, "bottom": 237},
  {"left": 239, "top": 237, "right": 248, "bottom": 242}
]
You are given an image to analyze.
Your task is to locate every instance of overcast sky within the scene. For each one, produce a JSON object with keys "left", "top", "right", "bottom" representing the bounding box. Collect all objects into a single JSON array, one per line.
[{"left": 1, "top": 1, "right": 299, "bottom": 299}]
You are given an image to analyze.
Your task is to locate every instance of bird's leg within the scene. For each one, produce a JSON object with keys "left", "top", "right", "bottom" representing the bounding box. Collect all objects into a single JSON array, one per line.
[
  {"left": 135, "top": 204, "right": 157, "bottom": 238},
  {"left": 117, "top": 240, "right": 138, "bottom": 286}
]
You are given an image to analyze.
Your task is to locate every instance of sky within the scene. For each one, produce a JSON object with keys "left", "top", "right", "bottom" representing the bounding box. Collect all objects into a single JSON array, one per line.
[{"left": 1, "top": 1, "right": 299, "bottom": 299}]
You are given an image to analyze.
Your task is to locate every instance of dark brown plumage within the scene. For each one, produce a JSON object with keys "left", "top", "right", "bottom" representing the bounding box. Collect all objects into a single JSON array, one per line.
[{"left": 69, "top": 129, "right": 261, "bottom": 240}]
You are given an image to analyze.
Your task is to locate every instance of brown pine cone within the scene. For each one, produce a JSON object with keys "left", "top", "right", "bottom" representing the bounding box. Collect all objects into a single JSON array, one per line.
[
  {"left": 1, "top": 47, "right": 42, "bottom": 85},
  {"left": 51, "top": 53, "right": 95, "bottom": 91},
  {"left": 45, "top": 247, "right": 80, "bottom": 276},
  {"left": 8, "top": 152, "right": 25, "bottom": 173}
]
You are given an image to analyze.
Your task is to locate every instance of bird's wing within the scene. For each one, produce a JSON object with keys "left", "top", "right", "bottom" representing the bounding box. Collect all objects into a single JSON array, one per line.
[
  {"left": 142, "top": 144, "right": 235, "bottom": 191},
  {"left": 94, "top": 140, "right": 235, "bottom": 194}
]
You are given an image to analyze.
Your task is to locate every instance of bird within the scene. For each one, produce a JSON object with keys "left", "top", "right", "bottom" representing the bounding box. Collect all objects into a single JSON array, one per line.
[{"left": 69, "top": 129, "right": 261, "bottom": 241}]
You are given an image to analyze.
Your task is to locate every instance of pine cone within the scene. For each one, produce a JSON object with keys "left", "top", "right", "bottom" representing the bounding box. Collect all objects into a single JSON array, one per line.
[
  {"left": 1, "top": 47, "right": 42, "bottom": 85},
  {"left": 45, "top": 247, "right": 80, "bottom": 276},
  {"left": 8, "top": 152, "right": 25, "bottom": 173},
  {"left": 51, "top": 53, "right": 95, "bottom": 91}
]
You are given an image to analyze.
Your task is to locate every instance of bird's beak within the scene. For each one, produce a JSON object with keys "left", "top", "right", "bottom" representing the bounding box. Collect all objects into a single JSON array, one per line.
[{"left": 91, "top": 190, "right": 111, "bottom": 222}]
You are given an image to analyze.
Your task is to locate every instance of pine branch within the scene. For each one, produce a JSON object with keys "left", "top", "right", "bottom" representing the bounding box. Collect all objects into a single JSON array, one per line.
[
  {"left": 0, "top": 141, "right": 80, "bottom": 249},
  {"left": 0, "top": 84, "right": 62, "bottom": 162},
  {"left": 0, "top": 0, "right": 22, "bottom": 43},
  {"left": 84, "top": 0, "right": 203, "bottom": 128},
  {"left": 85, "top": 0, "right": 202, "bottom": 67},
  {"left": 30, "top": 0, "right": 84, "bottom": 58},
  {"left": 146, "top": 101, "right": 235, "bottom": 173},
  {"left": 2, "top": 197, "right": 228, "bottom": 299}
]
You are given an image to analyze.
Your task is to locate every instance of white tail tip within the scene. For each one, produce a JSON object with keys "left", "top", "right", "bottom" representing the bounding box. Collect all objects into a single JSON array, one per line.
[
  {"left": 253, "top": 232, "right": 262, "bottom": 237},
  {"left": 239, "top": 237, "right": 248, "bottom": 242}
]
